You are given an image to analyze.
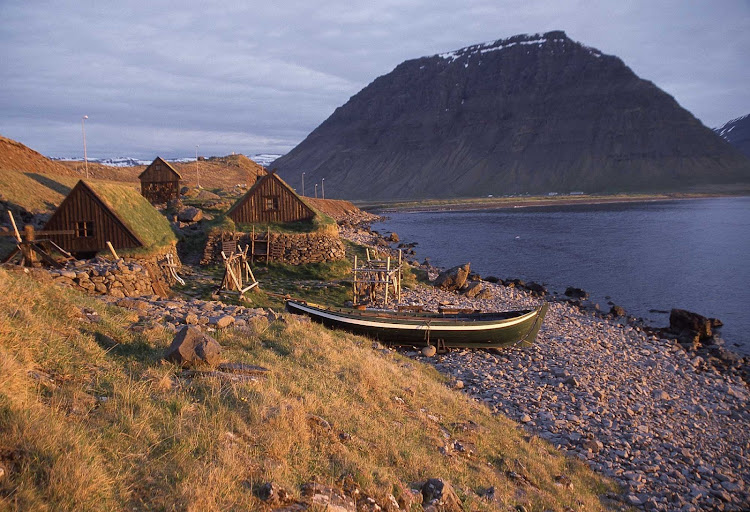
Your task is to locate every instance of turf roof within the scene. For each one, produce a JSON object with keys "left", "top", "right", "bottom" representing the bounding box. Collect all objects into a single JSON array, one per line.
[{"left": 84, "top": 181, "right": 177, "bottom": 252}]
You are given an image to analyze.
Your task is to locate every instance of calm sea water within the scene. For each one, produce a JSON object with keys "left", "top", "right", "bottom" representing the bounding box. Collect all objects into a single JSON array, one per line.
[{"left": 373, "top": 197, "right": 750, "bottom": 355}]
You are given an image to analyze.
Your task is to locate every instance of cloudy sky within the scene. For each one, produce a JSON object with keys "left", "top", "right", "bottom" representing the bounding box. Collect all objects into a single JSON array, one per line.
[{"left": 1, "top": 0, "right": 748, "bottom": 160}]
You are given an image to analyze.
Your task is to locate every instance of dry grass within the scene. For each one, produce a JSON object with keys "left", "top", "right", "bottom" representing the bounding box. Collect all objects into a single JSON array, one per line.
[{"left": 0, "top": 267, "right": 621, "bottom": 511}]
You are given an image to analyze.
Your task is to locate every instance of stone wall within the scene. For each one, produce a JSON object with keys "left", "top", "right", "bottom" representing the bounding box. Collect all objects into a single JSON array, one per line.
[
  {"left": 48, "top": 248, "right": 181, "bottom": 298},
  {"left": 202, "top": 230, "right": 345, "bottom": 266}
]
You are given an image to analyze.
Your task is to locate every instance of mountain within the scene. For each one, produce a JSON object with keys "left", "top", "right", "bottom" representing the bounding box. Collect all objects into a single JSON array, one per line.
[
  {"left": 272, "top": 31, "right": 750, "bottom": 200},
  {"left": 714, "top": 114, "right": 750, "bottom": 159}
]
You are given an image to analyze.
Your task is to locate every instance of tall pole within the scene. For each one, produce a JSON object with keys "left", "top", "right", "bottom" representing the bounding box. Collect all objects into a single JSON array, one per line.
[
  {"left": 302, "top": 172, "right": 305, "bottom": 197},
  {"left": 81, "top": 115, "right": 89, "bottom": 179},
  {"left": 314, "top": 183, "right": 318, "bottom": 199},
  {"left": 195, "top": 145, "right": 200, "bottom": 188},
  {"left": 321, "top": 178, "right": 325, "bottom": 199}
]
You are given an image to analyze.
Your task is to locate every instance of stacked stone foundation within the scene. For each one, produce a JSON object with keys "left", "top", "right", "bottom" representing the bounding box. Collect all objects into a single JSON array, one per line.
[{"left": 202, "top": 230, "right": 345, "bottom": 266}]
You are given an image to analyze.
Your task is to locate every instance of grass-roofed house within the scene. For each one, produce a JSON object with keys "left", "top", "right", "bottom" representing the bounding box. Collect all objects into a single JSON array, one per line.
[
  {"left": 139, "top": 156, "right": 182, "bottom": 205},
  {"left": 43, "top": 180, "right": 177, "bottom": 259},
  {"left": 203, "top": 170, "right": 345, "bottom": 265}
]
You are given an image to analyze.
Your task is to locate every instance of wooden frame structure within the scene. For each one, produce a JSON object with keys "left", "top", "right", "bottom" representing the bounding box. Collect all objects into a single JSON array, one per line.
[
  {"left": 217, "top": 245, "right": 259, "bottom": 298},
  {"left": 1, "top": 212, "right": 74, "bottom": 268},
  {"left": 351, "top": 249, "right": 402, "bottom": 306}
]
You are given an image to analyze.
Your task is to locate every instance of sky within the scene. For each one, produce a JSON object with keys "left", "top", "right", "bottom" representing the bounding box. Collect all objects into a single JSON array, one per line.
[{"left": 1, "top": 0, "right": 749, "bottom": 160}]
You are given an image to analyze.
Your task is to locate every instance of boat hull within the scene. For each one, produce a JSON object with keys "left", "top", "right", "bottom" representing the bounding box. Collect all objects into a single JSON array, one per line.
[{"left": 285, "top": 300, "right": 549, "bottom": 348}]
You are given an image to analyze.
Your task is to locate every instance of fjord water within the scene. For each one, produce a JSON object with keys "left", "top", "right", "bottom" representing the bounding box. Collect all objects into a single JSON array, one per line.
[{"left": 373, "top": 197, "right": 750, "bottom": 355}]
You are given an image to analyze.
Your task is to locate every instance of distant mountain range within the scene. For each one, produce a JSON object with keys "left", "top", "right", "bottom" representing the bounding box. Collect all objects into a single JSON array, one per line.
[
  {"left": 272, "top": 31, "right": 750, "bottom": 200},
  {"left": 714, "top": 114, "right": 750, "bottom": 159},
  {"left": 48, "top": 154, "right": 283, "bottom": 168}
]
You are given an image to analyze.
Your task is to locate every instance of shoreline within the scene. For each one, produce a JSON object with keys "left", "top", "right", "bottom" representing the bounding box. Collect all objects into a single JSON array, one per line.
[
  {"left": 339, "top": 221, "right": 750, "bottom": 511},
  {"left": 358, "top": 192, "right": 743, "bottom": 214}
]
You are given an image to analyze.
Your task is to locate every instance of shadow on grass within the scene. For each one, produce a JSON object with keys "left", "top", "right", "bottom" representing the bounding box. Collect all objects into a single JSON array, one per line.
[
  {"left": 91, "top": 330, "right": 164, "bottom": 363},
  {"left": 24, "top": 173, "right": 73, "bottom": 196}
]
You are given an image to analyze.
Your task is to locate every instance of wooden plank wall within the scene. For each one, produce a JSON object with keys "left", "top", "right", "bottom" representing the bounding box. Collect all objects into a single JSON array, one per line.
[
  {"left": 229, "top": 176, "right": 314, "bottom": 224},
  {"left": 140, "top": 160, "right": 179, "bottom": 183},
  {"left": 141, "top": 180, "right": 179, "bottom": 204},
  {"left": 44, "top": 185, "right": 141, "bottom": 254}
]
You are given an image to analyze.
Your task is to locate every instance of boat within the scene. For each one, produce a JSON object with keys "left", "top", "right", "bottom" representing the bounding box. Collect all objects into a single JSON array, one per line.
[{"left": 285, "top": 300, "right": 549, "bottom": 349}]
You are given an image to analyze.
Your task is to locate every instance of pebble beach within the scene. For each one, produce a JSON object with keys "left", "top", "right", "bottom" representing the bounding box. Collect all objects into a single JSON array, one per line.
[{"left": 342, "top": 225, "right": 750, "bottom": 511}]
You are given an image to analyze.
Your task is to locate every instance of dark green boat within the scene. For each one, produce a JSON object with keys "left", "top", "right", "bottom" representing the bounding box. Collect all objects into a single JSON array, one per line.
[{"left": 285, "top": 300, "right": 549, "bottom": 349}]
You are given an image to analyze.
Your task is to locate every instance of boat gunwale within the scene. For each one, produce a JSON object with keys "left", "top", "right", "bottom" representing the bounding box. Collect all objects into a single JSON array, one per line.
[{"left": 286, "top": 300, "right": 542, "bottom": 332}]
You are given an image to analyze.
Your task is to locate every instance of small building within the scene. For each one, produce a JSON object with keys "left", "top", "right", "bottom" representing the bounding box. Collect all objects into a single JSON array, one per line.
[
  {"left": 226, "top": 170, "right": 314, "bottom": 225},
  {"left": 43, "top": 180, "right": 177, "bottom": 258},
  {"left": 139, "top": 156, "right": 182, "bottom": 204}
]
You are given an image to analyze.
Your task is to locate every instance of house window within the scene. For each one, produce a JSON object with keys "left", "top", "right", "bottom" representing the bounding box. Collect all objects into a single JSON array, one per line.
[
  {"left": 264, "top": 196, "right": 279, "bottom": 211},
  {"left": 75, "top": 221, "right": 94, "bottom": 238}
]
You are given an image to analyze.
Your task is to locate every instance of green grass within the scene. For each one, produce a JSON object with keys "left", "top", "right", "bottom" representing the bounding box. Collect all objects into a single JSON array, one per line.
[
  {"left": 0, "top": 267, "right": 623, "bottom": 511},
  {"left": 86, "top": 181, "right": 177, "bottom": 256}
]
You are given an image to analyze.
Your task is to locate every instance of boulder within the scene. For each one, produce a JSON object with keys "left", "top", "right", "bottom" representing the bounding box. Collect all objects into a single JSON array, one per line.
[
  {"left": 388, "top": 232, "right": 400, "bottom": 242},
  {"left": 421, "top": 478, "right": 464, "bottom": 512},
  {"left": 256, "top": 482, "right": 293, "bottom": 506},
  {"left": 669, "top": 309, "right": 712, "bottom": 340},
  {"left": 565, "top": 287, "right": 589, "bottom": 300},
  {"left": 177, "top": 206, "right": 204, "bottom": 223},
  {"left": 434, "top": 263, "right": 471, "bottom": 291},
  {"left": 524, "top": 281, "right": 547, "bottom": 296},
  {"left": 463, "top": 281, "right": 483, "bottom": 298},
  {"left": 609, "top": 304, "right": 626, "bottom": 317},
  {"left": 164, "top": 326, "right": 222, "bottom": 367},
  {"left": 301, "top": 483, "right": 356, "bottom": 512}
]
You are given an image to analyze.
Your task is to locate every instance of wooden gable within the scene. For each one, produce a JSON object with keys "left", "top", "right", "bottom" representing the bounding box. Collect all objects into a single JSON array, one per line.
[
  {"left": 138, "top": 157, "right": 182, "bottom": 182},
  {"left": 43, "top": 181, "right": 143, "bottom": 255},
  {"left": 227, "top": 172, "right": 315, "bottom": 224},
  {"left": 139, "top": 157, "right": 181, "bottom": 204}
]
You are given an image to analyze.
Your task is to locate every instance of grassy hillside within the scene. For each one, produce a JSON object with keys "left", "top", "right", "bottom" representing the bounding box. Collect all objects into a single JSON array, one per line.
[{"left": 0, "top": 267, "right": 620, "bottom": 510}]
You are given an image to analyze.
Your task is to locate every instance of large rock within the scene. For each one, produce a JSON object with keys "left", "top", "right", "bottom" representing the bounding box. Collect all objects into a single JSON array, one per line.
[
  {"left": 434, "top": 263, "right": 470, "bottom": 291},
  {"left": 669, "top": 309, "right": 713, "bottom": 340},
  {"left": 164, "top": 326, "right": 222, "bottom": 367},
  {"left": 177, "top": 206, "right": 204, "bottom": 223},
  {"left": 421, "top": 479, "right": 464, "bottom": 512},
  {"left": 462, "top": 281, "right": 483, "bottom": 298},
  {"left": 564, "top": 287, "right": 589, "bottom": 300}
]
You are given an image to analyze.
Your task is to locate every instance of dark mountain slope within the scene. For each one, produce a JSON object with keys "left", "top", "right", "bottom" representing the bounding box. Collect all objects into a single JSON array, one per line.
[
  {"left": 272, "top": 31, "right": 750, "bottom": 200},
  {"left": 715, "top": 114, "right": 750, "bottom": 159}
]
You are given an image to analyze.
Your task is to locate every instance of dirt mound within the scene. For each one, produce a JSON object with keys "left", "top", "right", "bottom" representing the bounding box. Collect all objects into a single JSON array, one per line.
[
  {"left": 305, "top": 197, "right": 379, "bottom": 224},
  {"left": 57, "top": 154, "right": 266, "bottom": 191},
  {"left": 0, "top": 135, "right": 79, "bottom": 177}
]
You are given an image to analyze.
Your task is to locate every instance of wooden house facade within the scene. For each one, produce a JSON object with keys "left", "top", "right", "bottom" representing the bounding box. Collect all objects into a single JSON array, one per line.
[
  {"left": 226, "top": 171, "right": 315, "bottom": 225},
  {"left": 139, "top": 156, "right": 182, "bottom": 204},
  {"left": 43, "top": 180, "right": 176, "bottom": 258}
]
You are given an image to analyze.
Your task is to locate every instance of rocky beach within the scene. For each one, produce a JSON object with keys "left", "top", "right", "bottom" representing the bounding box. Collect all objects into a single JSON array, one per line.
[{"left": 341, "top": 224, "right": 750, "bottom": 511}]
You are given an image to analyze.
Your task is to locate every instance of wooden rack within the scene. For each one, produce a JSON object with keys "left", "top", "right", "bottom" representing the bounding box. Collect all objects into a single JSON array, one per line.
[
  {"left": 217, "top": 244, "right": 259, "bottom": 298},
  {"left": 1, "top": 212, "right": 74, "bottom": 268},
  {"left": 351, "top": 248, "right": 402, "bottom": 306}
]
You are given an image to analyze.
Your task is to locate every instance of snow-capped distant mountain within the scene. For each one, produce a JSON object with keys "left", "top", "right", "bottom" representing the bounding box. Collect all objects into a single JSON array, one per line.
[
  {"left": 50, "top": 156, "right": 152, "bottom": 167},
  {"left": 249, "top": 154, "right": 283, "bottom": 166},
  {"left": 714, "top": 114, "right": 750, "bottom": 159},
  {"left": 49, "top": 153, "right": 284, "bottom": 167}
]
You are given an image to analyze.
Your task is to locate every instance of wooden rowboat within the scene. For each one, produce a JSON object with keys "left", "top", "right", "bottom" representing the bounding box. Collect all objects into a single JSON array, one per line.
[{"left": 285, "top": 300, "right": 549, "bottom": 349}]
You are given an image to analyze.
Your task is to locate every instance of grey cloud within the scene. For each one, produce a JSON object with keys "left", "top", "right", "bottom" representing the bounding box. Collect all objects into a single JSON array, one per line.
[{"left": 1, "top": 0, "right": 748, "bottom": 159}]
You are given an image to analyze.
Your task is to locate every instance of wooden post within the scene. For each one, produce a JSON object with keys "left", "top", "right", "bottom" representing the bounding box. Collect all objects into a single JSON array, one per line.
[
  {"left": 106, "top": 241, "right": 119, "bottom": 260},
  {"left": 398, "top": 249, "right": 402, "bottom": 302},
  {"left": 8, "top": 211, "right": 21, "bottom": 242},
  {"left": 353, "top": 255, "right": 357, "bottom": 304},
  {"left": 383, "top": 256, "right": 391, "bottom": 305}
]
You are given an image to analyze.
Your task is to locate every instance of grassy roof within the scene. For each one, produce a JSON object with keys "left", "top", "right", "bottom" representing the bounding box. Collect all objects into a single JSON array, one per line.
[
  {"left": 225, "top": 172, "right": 338, "bottom": 234},
  {"left": 84, "top": 181, "right": 176, "bottom": 253}
]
